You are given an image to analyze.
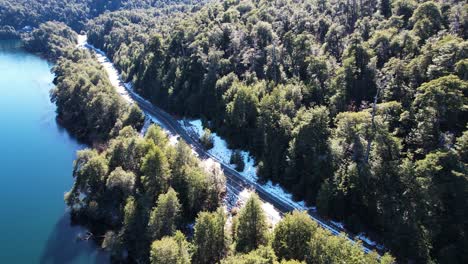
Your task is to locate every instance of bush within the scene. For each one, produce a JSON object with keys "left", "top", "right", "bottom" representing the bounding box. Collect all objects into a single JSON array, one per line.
[
  {"left": 230, "top": 150, "right": 245, "bottom": 171},
  {"left": 200, "top": 128, "right": 214, "bottom": 149}
]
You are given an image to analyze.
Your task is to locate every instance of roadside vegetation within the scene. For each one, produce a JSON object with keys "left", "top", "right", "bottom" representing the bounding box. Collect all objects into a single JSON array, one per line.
[
  {"left": 51, "top": 50, "right": 145, "bottom": 143},
  {"left": 230, "top": 150, "right": 245, "bottom": 171},
  {"left": 66, "top": 125, "right": 394, "bottom": 263},
  {"left": 83, "top": 1, "right": 468, "bottom": 262},
  {"left": 2, "top": 0, "right": 467, "bottom": 263},
  {"left": 23, "top": 21, "right": 145, "bottom": 143},
  {"left": 24, "top": 19, "right": 394, "bottom": 263},
  {"left": 201, "top": 128, "right": 215, "bottom": 149},
  {"left": 66, "top": 124, "right": 228, "bottom": 262}
]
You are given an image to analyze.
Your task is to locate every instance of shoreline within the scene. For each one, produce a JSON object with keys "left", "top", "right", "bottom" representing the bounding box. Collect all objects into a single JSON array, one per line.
[{"left": 79, "top": 34, "right": 384, "bottom": 253}]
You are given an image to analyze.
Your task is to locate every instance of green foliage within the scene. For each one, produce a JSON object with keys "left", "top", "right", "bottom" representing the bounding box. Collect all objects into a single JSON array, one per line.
[
  {"left": 410, "top": 75, "right": 467, "bottom": 154},
  {"left": 122, "top": 196, "right": 139, "bottom": 245},
  {"left": 80, "top": 10, "right": 465, "bottom": 262},
  {"left": 286, "top": 106, "right": 332, "bottom": 202},
  {"left": 193, "top": 208, "right": 228, "bottom": 263},
  {"left": 316, "top": 179, "right": 333, "bottom": 217},
  {"left": 340, "top": 34, "right": 376, "bottom": 106},
  {"left": 408, "top": 35, "right": 467, "bottom": 86},
  {"left": 51, "top": 44, "right": 143, "bottom": 143},
  {"left": 200, "top": 128, "right": 214, "bottom": 149},
  {"left": 23, "top": 21, "right": 77, "bottom": 60},
  {"left": 0, "top": 0, "right": 204, "bottom": 33},
  {"left": 145, "top": 124, "right": 169, "bottom": 149},
  {"left": 410, "top": 1, "right": 443, "bottom": 41},
  {"left": 66, "top": 149, "right": 108, "bottom": 208},
  {"left": 413, "top": 75, "right": 466, "bottom": 127},
  {"left": 393, "top": 0, "right": 416, "bottom": 22},
  {"left": 107, "top": 127, "right": 150, "bottom": 172},
  {"left": 412, "top": 150, "right": 467, "bottom": 263},
  {"left": 272, "top": 211, "right": 317, "bottom": 262},
  {"left": 102, "top": 230, "right": 124, "bottom": 259},
  {"left": 150, "top": 231, "right": 191, "bottom": 264},
  {"left": 184, "top": 166, "right": 213, "bottom": 216},
  {"left": 147, "top": 188, "right": 181, "bottom": 240},
  {"left": 141, "top": 145, "right": 171, "bottom": 199},
  {"left": 307, "top": 228, "right": 394, "bottom": 264},
  {"left": 222, "top": 246, "right": 278, "bottom": 264},
  {"left": 19, "top": 0, "right": 467, "bottom": 262},
  {"left": 235, "top": 193, "right": 269, "bottom": 253},
  {"left": 106, "top": 167, "right": 136, "bottom": 198},
  {"left": 456, "top": 59, "right": 468, "bottom": 80},
  {"left": 456, "top": 129, "right": 468, "bottom": 163},
  {"left": 124, "top": 105, "right": 145, "bottom": 131},
  {"left": 224, "top": 81, "right": 260, "bottom": 145},
  {"left": 169, "top": 143, "right": 226, "bottom": 219},
  {"left": 64, "top": 125, "right": 227, "bottom": 262},
  {"left": 230, "top": 150, "right": 245, "bottom": 171},
  {"left": 257, "top": 83, "right": 299, "bottom": 183}
]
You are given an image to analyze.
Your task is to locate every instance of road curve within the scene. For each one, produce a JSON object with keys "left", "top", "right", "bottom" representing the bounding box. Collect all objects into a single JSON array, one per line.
[{"left": 83, "top": 41, "right": 381, "bottom": 254}]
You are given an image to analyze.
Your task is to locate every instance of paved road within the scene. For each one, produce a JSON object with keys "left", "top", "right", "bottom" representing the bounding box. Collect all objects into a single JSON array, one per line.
[{"left": 85, "top": 42, "right": 381, "bottom": 254}]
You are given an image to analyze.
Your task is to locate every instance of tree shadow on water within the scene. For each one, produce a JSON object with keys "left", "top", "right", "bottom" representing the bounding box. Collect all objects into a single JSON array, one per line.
[{"left": 40, "top": 213, "right": 109, "bottom": 264}]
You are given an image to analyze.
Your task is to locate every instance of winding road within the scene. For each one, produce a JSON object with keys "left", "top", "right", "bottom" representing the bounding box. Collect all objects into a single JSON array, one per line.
[{"left": 82, "top": 40, "right": 381, "bottom": 254}]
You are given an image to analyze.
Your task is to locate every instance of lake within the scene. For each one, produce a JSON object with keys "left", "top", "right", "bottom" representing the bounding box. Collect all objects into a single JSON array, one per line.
[{"left": 0, "top": 40, "right": 108, "bottom": 263}]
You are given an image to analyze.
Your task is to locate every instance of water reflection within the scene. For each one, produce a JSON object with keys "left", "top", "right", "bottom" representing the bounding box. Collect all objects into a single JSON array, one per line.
[
  {"left": 40, "top": 213, "right": 109, "bottom": 264},
  {"left": 0, "top": 40, "right": 108, "bottom": 263}
]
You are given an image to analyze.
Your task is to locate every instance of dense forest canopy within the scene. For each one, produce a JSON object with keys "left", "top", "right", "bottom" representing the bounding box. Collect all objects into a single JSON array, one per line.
[
  {"left": 2, "top": 0, "right": 467, "bottom": 263},
  {"left": 23, "top": 21, "right": 78, "bottom": 60},
  {"left": 22, "top": 22, "right": 145, "bottom": 143},
  {"left": 64, "top": 121, "right": 394, "bottom": 263},
  {"left": 0, "top": 0, "right": 206, "bottom": 38},
  {"left": 21, "top": 18, "right": 396, "bottom": 263},
  {"left": 83, "top": 0, "right": 468, "bottom": 263},
  {"left": 51, "top": 49, "right": 146, "bottom": 143}
]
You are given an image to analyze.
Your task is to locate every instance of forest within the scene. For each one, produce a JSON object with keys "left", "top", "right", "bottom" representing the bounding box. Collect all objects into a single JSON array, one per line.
[
  {"left": 1, "top": 0, "right": 467, "bottom": 263},
  {"left": 51, "top": 48, "right": 145, "bottom": 144},
  {"left": 0, "top": 0, "right": 203, "bottom": 38},
  {"left": 84, "top": 0, "right": 468, "bottom": 263},
  {"left": 23, "top": 21, "right": 145, "bottom": 143},
  {"left": 22, "top": 18, "right": 396, "bottom": 263},
  {"left": 65, "top": 123, "right": 393, "bottom": 264},
  {"left": 23, "top": 21, "right": 78, "bottom": 60}
]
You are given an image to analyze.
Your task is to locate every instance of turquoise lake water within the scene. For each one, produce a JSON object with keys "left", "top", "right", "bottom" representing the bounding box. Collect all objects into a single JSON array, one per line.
[{"left": 0, "top": 40, "right": 108, "bottom": 263}]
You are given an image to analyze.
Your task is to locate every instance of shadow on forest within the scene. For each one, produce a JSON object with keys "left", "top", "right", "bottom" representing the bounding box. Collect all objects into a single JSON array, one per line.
[{"left": 40, "top": 213, "right": 109, "bottom": 264}]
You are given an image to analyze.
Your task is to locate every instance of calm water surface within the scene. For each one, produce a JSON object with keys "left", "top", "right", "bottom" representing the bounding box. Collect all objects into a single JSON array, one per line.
[{"left": 0, "top": 40, "right": 108, "bottom": 263}]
